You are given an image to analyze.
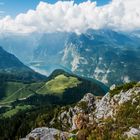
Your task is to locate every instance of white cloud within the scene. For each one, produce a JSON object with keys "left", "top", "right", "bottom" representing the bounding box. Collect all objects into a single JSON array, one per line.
[{"left": 0, "top": 0, "right": 140, "bottom": 34}]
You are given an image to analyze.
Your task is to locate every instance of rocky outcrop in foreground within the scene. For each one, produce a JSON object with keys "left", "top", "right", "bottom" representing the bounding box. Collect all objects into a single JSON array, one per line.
[
  {"left": 21, "top": 127, "right": 75, "bottom": 140},
  {"left": 22, "top": 82, "right": 140, "bottom": 140}
]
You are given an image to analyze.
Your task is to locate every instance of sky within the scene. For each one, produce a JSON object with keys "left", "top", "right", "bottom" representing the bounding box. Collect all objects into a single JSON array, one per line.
[
  {"left": 0, "top": 0, "right": 140, "bottom": 34},
  {"left": 0, "top": 0, "right": 110, "bottom": 17}
]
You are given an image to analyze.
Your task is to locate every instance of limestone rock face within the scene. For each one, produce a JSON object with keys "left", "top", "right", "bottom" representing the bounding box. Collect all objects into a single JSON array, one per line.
[
  {"left": 22, "top": 82, "right": 140, "bottom": 140},
  {"left": 72, "top": 113, "right": 89, "bottom": 130},
  {"left": 52, "top": 85, "right": 140, "bottom": 132},
  {"left": 94, "top": 86, "right": 140, "bottom": 120},
  {"left": 21, "top": 127, "right": 75, "bottom": 140},
  {"left": 79, "top": 93, "right": 96, "bottom": 112},
  {"left": 55, "top": 93, "right": 96, "bottom": 130},
  {"left": 124, "top": 127, "right": 140, "bottom": 138}
]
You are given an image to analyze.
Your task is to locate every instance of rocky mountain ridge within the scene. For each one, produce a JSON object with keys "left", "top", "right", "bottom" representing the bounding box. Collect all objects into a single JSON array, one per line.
[{"left": 22, "top": 82, "right": 140, "bottom": 140}]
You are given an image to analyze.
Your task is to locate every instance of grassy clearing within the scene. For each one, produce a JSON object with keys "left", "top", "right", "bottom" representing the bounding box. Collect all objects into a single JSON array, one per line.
[
  {"left": 2, "top": 105, "right": 32, "bottom": 118},
  {"left": 0, "top": 82, "right": 35, "bottom": 104},
  {"left": 0, "top": 82, "right": 37, "bottom": 105},
  {"left": 37, "top": 74, "right": 81, "bottom": 94}
]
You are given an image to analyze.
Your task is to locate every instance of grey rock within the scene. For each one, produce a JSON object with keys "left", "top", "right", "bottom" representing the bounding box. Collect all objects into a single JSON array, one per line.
[
  {"left": 124, "top": 127, "right": 140, "bottom": 138},
  {"left": 21, "top": 127, "right": 74, "bottom": 140},
  {"left": 94, "top": 86, "right": 140, "bottom": 120}
]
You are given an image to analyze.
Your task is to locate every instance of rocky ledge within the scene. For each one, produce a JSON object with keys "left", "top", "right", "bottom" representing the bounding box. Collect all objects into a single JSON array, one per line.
[
  {"left": 22, "top": 82, "right": 140, "bottom": 140},
  {"left": 21, "top": 127, "right": 75, "bottom": 140}
]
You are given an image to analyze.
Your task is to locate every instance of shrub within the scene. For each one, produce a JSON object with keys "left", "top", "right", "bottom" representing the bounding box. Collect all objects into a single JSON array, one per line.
[{"left": 77, "top": 101, "right": 88, "bottom": 112}]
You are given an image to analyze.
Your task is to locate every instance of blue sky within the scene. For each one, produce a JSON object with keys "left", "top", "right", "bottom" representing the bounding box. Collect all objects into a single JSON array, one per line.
[{"left": 0, "top": 0, "right": 110, "bottom": 18}]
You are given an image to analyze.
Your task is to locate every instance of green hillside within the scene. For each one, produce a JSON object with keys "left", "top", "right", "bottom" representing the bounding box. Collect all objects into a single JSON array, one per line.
[
  {"left": 0, "top": 82, "right": 35, "bottom": 105},
  {"left": 0, "top": 69, "right": 108, "bottom": 106},
  {"left": 0, "top": 82, "right": 45, "bottom": 105},
  {"left": 37, "top": 74, "right": 81, "bottom": 95},
  {"left": 0, "top": 47, "right": 46, "bottom": 83},
  {"left": 2, "top": 105, "right": 32, "bottom": 118}
]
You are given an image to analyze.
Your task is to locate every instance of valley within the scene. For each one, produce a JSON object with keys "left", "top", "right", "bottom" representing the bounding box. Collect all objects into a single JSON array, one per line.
[
  {"left": 1, "top": 30, "right": 140, "bottom": 86},
  {"left": 0, "top": 0, "right": 140, "bottom": 139},
  {"left": 0, "top": 32, "right": 140, "bottom": 140}
]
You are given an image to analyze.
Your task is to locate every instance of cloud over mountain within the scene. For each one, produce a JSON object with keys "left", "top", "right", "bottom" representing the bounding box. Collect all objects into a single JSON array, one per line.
[{"left": 0, "top": 0, "right": 140, "bottom": 34}]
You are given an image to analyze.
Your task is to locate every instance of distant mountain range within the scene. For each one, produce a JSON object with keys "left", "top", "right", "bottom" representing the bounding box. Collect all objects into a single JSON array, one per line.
[
  {"left": 0, "top": 29, "right": 140, "bottom": 86},
  {"left": 60, "top": 29, "right": 140, "bottom": 86}
]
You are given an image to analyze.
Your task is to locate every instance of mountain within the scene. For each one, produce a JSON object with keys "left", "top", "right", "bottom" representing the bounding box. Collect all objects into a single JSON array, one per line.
[
  {"left": 60, "top": 30, "right": 140, "bottom": 86},
  {"left": 21, "top": 82, "right": 140, "bottom": 140},
  {"left": 32, "top": 29, "right": 140, "bottom": 86},
  {"left": 1, "top": 30, "right": 140, "bottom": 86},
  {"left": 0, "top": 33, "right": 40, "bottom": 62},
  {"left": 0, "top": 69, "right": 108, "bottom": 106},
  {"left": 0, "top": 46, "right": 46, "bottom": 82}
]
